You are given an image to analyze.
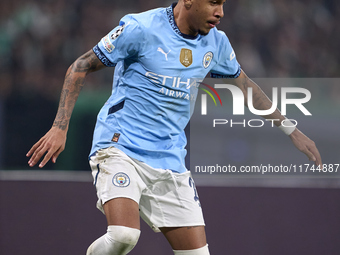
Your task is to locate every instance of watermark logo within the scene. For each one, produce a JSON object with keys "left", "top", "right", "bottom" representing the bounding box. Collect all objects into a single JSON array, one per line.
[
  {"left": 199, "top": 83, "right": 222, "bottom": 115},
  {"left": 199, "top": 83, "right": 312, "bottom": 128},
  {"left": 200, "top": 84, "right": 312, "bottom": 116}
]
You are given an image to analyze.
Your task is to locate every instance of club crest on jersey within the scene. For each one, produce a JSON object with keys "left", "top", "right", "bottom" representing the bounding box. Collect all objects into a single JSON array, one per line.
[
  {"left": 180, "top": 48, "right": 193, "bottom": 67},
  {"left": 203, "top": 52, "right": 213, "bottom": 68},
  {"left": 113, "top": 172, "right": 130, "bottom": 187}
]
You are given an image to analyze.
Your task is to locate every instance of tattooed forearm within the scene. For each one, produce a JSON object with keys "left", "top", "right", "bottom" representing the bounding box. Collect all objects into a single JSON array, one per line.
[
  {"left": 53, "top": 75, "right": 85, "bottom": 130},
  {"left": 59, "top": 89, "right": 69, "bottom": 108},
  {"left": 53, "top": 120, "right": 69, "bottom": 130},
  {"left": 52, "top": 49, "right": 105, "bottom": 131}
]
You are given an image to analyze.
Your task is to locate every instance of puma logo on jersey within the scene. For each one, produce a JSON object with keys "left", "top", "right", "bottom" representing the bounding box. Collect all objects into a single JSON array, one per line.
[{"left": 157, "top": 47, "right": 171, "bottom": 61}]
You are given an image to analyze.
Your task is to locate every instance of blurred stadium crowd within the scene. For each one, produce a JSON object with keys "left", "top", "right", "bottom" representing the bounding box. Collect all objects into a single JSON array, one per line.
[
  {"left": 0, "top": 0, "right": 339, "bottom": 169},
  {"left": 0, "top": 0, "right": 339, "bottom": 99}
]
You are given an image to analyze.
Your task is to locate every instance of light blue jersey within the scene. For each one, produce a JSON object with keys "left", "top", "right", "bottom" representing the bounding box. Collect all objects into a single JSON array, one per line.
[{"left": 90, "top": 4, "right": 241, "bottom": 173}]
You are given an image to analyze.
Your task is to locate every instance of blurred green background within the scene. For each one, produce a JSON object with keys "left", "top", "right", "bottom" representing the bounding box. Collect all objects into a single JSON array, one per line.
[{"left": 0, "top": 0, "right": 339, "bottom": 171}]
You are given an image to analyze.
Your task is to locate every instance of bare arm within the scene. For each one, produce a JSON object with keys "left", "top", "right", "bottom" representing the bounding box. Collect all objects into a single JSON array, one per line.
[
  {"left": 231, "top": 70, "right": 322, "bottom": 167},
  {"left": 27, "top": 49, "right": 106, "bottom": 168},
  {"left": 53, "top": 50, "right": 105, "bottom": 131},
  {"left": 232, "top": 70, "right": 285, "bottom": 125}
]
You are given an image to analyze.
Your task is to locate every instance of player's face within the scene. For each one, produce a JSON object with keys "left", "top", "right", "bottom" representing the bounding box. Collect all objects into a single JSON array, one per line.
[{"left": 188, "top": 0, "right": 225, "bottom": 35}]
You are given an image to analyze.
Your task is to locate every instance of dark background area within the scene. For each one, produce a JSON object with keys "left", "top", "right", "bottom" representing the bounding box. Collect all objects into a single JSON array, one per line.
[
  {"left": 1, "top": 0, "right": 340, "bottom": 170},
  {"left": 1, "top": 181, "right": 339, "bottom": 255},
  {"left": 0, "top": 1, "right": 339, "bottom": 254}
]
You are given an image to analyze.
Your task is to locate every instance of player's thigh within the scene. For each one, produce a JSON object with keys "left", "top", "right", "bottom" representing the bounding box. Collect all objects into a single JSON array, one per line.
[
  {"left": 90, "top": 147, "right": 146, "bottom": 229},
  {"left": 160, "top": 226, "right": 207, "bottom": 250},
  {"left": 103, "top": 197, "right": 140, "bottom": 229}
]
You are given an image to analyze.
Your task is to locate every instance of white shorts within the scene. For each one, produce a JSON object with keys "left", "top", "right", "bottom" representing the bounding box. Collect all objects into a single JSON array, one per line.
[{"left": 89, "top": 147, "right": 205, "bottom": 232}]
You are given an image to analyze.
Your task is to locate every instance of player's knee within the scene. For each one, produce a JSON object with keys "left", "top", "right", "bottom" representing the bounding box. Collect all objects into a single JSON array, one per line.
[
  {"left": 107, "top": 225, "right": 140, "bottom": 247},
  {"left": 173, "top": 244, "right": 210, "bottom": 255},
  {"left": 87, "top": 226, "right": 141, "bottom": 255}
]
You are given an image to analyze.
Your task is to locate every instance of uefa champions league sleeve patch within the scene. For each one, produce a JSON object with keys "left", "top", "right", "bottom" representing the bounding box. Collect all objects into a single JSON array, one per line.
[
  {"left": 112, "top": 172, "right": 130, "bottom": 187},
  {"left": 100, "top": 23, "right": 127, "bottom": 53},
  {"left": 111, "top": 24, "right": 125, "bottom": 40}
]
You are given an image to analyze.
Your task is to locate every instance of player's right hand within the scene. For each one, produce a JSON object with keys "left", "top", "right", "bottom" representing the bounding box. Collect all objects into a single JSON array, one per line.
[
  {"left": 289, "top": 128, "right": 322, "bottom": 168},
  {"left": 26, "top": 127, "right": 67, "bottom": 168}
]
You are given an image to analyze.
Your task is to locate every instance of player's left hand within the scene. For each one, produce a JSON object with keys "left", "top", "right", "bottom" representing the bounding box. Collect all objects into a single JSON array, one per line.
[
  {"left": 289, "top": 128, "right": 322, "bottom": 167},
  {"left": 26, "top": 127, "right": 67, "bottom": 168}
]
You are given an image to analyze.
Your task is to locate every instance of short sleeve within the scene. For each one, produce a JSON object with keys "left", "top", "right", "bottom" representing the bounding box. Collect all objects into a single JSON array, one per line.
[
  {"left": 92, "top": 15, "right": 143, "bottom": 67},
  {"left": 210, "top": 31, "right": 241, "bottom": 78}
]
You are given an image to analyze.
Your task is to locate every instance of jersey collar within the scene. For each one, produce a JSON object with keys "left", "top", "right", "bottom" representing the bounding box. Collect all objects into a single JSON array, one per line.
[{"left": 166, "top": 3, "right": 199, "bottom": 40}]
